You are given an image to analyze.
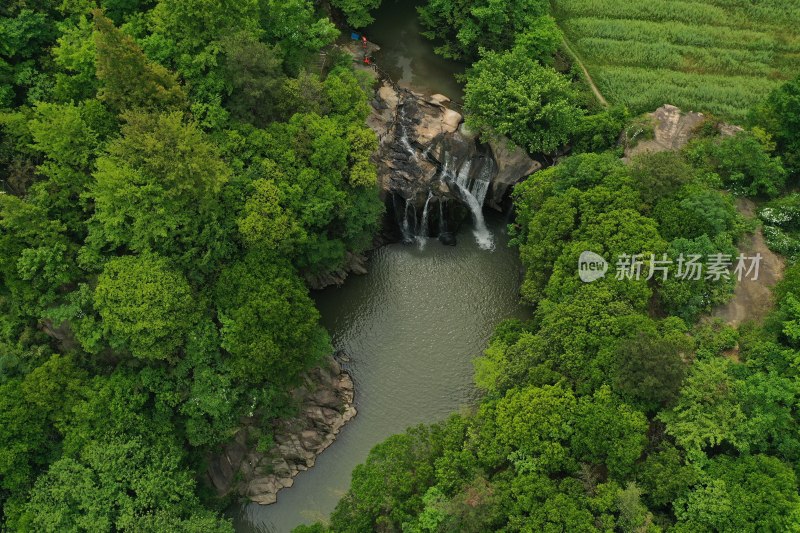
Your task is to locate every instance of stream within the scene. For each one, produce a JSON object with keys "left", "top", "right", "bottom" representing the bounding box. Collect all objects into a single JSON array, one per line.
[{"left": 233, "top": 216, "right": 529, "bottom": 532}]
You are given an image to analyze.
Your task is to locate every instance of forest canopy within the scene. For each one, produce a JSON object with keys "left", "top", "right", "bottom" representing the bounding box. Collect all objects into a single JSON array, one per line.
[{"left": 0, "top": 0, "right": 381, "bottom": 529}]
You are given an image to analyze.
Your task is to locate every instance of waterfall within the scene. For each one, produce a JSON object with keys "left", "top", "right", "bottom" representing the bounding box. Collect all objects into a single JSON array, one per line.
[
  {"left": 420, "top": 192, "right": 433, "bottom": 238},
  {"left": 397, "top": 104, "right": 416, "bottom": 160},
  {"left": 471, "top": 179, "right": 490, "bottom": 207},
  {"left": 415, "top": 192, "right": 433, "bottom": 249},
  {"left": 451, "top": 180, "right": 494, "bottom": 251},
  {"left": 456, "top": 160, "right": 471, "bottom": 190},
  {"left": 470, "top": 157, "right": 494, "bottom": 206},
  {"left": 401, "top": 199, "right": 414, "bottom": 243}
]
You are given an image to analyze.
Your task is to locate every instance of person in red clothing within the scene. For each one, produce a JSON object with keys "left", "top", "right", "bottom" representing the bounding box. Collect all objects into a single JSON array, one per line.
[{"left": 361, "top": 35, "right": 368, "bottom": 49}]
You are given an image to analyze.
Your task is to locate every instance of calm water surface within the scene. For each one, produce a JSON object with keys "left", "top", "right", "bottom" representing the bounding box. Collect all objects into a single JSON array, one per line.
[
  {"left": 364, "top": 0, "right": 465, "bottom": 100},
  {"left": 234, "top": 217, "right": 529, "bottom": 532}
]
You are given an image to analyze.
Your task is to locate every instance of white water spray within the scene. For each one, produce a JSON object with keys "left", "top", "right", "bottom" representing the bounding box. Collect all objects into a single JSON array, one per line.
[
  {"left": 451, "top": 180, "right": 494, "bottom": 251},
  {"left": 418, "top": 191, "right": 433, "bottom": 248}
]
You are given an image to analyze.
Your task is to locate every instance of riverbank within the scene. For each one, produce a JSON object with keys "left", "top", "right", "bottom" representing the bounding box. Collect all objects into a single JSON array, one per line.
[{"left": 208, "top": 357, "right": 356, "bottom": 505}]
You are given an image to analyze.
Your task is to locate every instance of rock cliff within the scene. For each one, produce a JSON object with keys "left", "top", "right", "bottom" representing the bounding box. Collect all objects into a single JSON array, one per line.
[{"left": 207, "top": 357, "right": 356, "bottom": 505}]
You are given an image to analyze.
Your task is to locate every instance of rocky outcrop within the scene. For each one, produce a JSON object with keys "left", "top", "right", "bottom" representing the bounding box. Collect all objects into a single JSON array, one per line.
[
  {"left": 487, "top": 137, "right": 543, "bottom": 211},
  {"left": 368, "top": 81, "right": 540, "bottom": 214},
  {"left": 207, "top": 357, "right": 356, "bottom": 505},
  {"left": 305, "top": 251, "right": 369, "bottom": 290},
  {"left": 624, "top": 104, "right": 743, "bottom": 160}
]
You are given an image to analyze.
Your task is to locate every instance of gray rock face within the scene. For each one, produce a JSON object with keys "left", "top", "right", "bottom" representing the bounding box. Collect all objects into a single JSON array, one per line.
[
  {"left": 206, "top": 357, "right": 357, "bottom": 505},
  {"left": 623, "top": 104, "right": 744, "bottom": 162},
  {"left": 487, "top": 137, "right": 543, "bottom": 211},
  {"left": 305, "top": 251, "right": 369, "bottom": 290}
]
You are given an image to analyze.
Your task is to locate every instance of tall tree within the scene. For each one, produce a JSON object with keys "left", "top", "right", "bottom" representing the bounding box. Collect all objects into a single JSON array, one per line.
[
  {"left": 87, "top": 111, "right": 231, "bottom": 278},
  {"left": 94, "top": 254, "right": 197, "bottom": 361},
  {"left": 92, "top": 10, "right": 186, "bottom": 112},
  {"left": 463, "top": 47, "right": 583, "bottom": 154},
  {"left": 214, "top": 251, "right": 329, "bottom": 383}
]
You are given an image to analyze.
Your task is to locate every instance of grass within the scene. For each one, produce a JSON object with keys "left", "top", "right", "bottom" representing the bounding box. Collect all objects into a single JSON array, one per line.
[{"left": 551, "top": 0, "right": 800, "bottom": 121}]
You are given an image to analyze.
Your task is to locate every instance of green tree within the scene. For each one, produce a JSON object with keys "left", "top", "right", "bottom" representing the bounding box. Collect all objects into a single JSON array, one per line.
[
  {"left": 11, "top": 431, "right": 232, "bottom": 532},
  {"left": 93, "top": 10, "right": 186, "bottom": 112},
  {"left": 638, "top": 443, "right": 697, "bottom": 510},
  {"left": 94, "top": 255, "right": 197, "bottom": 361},
  {"left": 330, "top": 420, "right": 464, "bottom": 533},
  {"left": 331, "top": 0, "right": 382, "bottom": 28},
  {"left": 629, "top": 151, "right": 695, "bottom": 209},
  {"left": 571, "top": 386, "right": 648, "bottom": 478},
  {"left": 151, "top": 0, "right": 259, "bottom": 53},
  {"left": 261, "top": 0, "right": 338, "bottom": 75},
  {"left": 752, "top": 75, "right": 800, "bottom": 176},
  {"left": 661, "top": 358, "right": 748, "bottom": 460},
  {"left": 0, "top": 354, "right": 85, "bottom": 500},
  {"left": 463, "top": 47, "right": 583, "bottom": 154},
  {"left": 658, "top": 235, "right": 737, "bottom": 322},
  {"left": 0, "top": 194, "right": 78, "bottom": 327},
  {"left": 686, "top": 131, "right": 787, "bottom": 197},
  {"left": 612, "top": 322, "right": 692, "bottom": 412},
  {"left": 27, "top": 100, "right": 107, "bottom": 236},
  {"left": 87, "top": 111, "right": 232, "bottom": 278},
  {"left": 489, "top": 384, "right": 577, "bottom": 473},
  {"left": 674, "top": 455, "right": 800, "bottom": 533},
  {"left": 221, "top": 31, "right": 284, "bottom": 126},
  {"left": 214, "top": 252, "right": 329, "bottom": 383},
  {"left": 418, "top": 0, "right": 552, "bottom": 61}
]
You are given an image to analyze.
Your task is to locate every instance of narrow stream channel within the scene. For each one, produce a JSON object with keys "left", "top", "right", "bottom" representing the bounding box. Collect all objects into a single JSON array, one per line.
[{"left": 234, "top": 216, "right": 529, "bottom": 532}]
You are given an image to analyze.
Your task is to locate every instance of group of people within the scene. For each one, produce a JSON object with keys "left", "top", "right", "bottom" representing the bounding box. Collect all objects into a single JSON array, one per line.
[{"left": 352, "top": 32, "right": 374, "bottom": 65}]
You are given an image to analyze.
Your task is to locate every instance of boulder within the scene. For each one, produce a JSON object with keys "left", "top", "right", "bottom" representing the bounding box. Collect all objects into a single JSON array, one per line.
[
  {"left": 439, "top": 232, "right": 457, "bottom": 246},
  {"left": 428, "top": 94, "right": 450, "bottom": 106},
  {"left": 624, "top": 104, "right": 705, "bottom": 160},
  {"left": 487, "top": 137, "right": 542, "bottom": 211}
]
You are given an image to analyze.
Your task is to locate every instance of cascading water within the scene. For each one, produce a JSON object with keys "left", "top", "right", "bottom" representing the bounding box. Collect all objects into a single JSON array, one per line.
[
  {"left": 397, "top": 104, "right": 417, "bottom": 160},
  {"left": 390, "top": 98, "right": 499, "bottom": 251},
  {"left": 437, "top": 148, "right": 494, "bottom": 250},
  {"left": 450, "top": 180, "right": 494, "bottom": 251},
  {"left": 471, "top": 157, "right": 494, "bottom": 206},
  {"left": 418, "top": 192, "right": 433, "bottom": 248},
  {"left": 455, "top": 160, "right": 471, "bottom": 190},
  {"left": 401, "top": 199, "right": 414, "bottom": 243}
]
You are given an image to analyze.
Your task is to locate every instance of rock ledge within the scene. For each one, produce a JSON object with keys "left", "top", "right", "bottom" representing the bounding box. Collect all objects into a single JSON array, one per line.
[{"left": 207, "top": 357, "right": 356, "bottom": 505}]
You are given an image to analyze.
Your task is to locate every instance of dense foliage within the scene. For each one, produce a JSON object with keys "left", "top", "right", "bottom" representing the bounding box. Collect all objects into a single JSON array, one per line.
[
  {"left": 463, "top": 47, "right": 583, "bottom": 154},
  {"left": 417, "top": 0, "right": 558, "bottom": 62},
  {"left": 2, "top": 0, "right": 800, "bottom": 530},
  {"left": 0, "top": 1, "right": 382, "bottom": 529}
]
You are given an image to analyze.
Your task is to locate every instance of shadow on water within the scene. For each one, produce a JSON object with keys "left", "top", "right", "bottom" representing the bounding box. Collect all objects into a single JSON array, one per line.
[{"left": 233, "top": 214, "right": 529, "bottom": 532}]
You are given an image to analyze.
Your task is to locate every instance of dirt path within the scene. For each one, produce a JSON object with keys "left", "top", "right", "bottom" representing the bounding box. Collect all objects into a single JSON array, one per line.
[
  {"left": 562, "top": 38, "right": 609, "bottom": 108},
  {"left": 711, "top": 198, "right": 785, "bottom": 327}
]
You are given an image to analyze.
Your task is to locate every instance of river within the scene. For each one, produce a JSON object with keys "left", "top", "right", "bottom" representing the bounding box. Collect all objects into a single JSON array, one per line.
[
  {"left": 363, "top": 0, "right": 466, "bottom": 101},
  {"left": 233, "top": 215, "right": 529, "bottom": 532}
]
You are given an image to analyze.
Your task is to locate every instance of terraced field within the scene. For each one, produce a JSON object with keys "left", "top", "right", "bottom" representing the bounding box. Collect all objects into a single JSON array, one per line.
[{"left": 552, "top": 0, "right": 800, "bottom": 120}]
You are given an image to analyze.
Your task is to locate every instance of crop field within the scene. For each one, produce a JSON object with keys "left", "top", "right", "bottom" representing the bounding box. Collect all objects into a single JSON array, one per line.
[{"left": 551, "top": 0, "right": 800, "bottom": 120}]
